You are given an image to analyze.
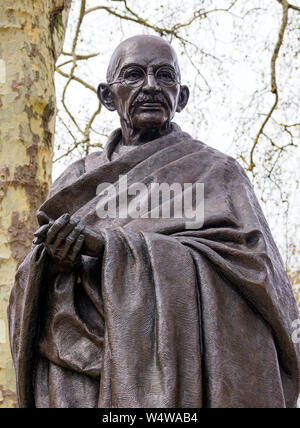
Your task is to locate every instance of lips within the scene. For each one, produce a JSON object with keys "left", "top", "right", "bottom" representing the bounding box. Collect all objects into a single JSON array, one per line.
[
  {"left": 139, "top": 102, "right": 165, "bottom": 108},
  {"left": 132, "top": 101, "right": 168, "bottom": 112}
]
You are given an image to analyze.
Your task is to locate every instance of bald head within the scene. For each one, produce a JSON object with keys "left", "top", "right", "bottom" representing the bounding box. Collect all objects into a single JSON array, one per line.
[
  {"left": 98, "top": 34, "right": 189, "bottom": 139},
  {"left": 106, "top": 35, "right": 181, "bottom": 83}
]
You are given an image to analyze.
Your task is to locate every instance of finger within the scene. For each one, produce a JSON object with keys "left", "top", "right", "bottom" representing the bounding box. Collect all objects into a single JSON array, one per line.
[
  {"left": 33, "top": 224, "right": 51, "bottom": 245},
  {"left": 33, "top": 236, "right": 45, "bottom": 245},
  {"left": 46, "top": 213, "right": 70, "bottom": 245},
  {"left": 34, "top": 224, "right": 51, "bottom": 238},
  {"left": 37, "top": 211, "right": 51, "bottom": 226},
  {"left": 67, "top": 234, "right": 85, "bottom": 263},
  {"left": 59, "top": 224, "right": 85, "bottom": 260},
  {"left": 51, "top": 218, "right": 80, "bottom": 252}
]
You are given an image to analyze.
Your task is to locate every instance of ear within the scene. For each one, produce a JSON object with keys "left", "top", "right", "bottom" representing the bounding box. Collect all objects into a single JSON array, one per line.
[
  {"left": 97, "top": 83, "right": 116, "bottom": 111},
  {"left": 176, "top": 85, "right": 190, "bottom": 113}
]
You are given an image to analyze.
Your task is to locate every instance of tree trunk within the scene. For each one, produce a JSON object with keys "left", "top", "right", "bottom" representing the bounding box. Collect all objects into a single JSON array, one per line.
[{"left": 0, "top": 0, "right": 71, "bottom": 407}]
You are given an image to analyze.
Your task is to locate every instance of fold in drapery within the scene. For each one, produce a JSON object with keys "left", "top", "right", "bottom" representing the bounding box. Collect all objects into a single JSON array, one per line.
[{"left": 8, "top": 124, "right": 300, "bottom": 407}]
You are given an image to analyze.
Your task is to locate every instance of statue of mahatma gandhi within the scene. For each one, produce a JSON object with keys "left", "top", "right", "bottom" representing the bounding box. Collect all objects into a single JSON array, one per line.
[{"left": 8, "top": 35, "right": 300, "bottom": 408}]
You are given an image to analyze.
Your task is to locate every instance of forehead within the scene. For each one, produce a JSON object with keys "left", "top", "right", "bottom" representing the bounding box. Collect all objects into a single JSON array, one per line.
[{"left": 113, "top": 39, "right": 178, "bottom": 72}]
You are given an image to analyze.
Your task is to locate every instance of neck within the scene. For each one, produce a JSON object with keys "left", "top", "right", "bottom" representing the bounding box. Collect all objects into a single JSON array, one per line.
[{"left": 120, "top": 121, "right": 172, "bottom": 146}]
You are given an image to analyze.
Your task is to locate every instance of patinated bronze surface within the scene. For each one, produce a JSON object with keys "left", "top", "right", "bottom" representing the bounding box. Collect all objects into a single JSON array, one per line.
[{"left": 8, "top": 35, "right": 300, "bottom": 408}]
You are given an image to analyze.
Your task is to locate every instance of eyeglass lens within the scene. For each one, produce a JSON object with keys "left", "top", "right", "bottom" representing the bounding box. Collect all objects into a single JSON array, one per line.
[{"left": 123, "top": 66, "right": 178, "bottom": 87}]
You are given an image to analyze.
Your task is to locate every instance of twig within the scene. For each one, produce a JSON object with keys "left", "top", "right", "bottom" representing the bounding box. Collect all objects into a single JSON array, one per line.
[
  {"left": 56, "top": 68, "right": 96, "bottom": 93},
  {"left": 248, "top": 0, "right": 289, "bottom": 171},
  {"left": 83, "top": 102, "right": 102, "bottom": 155},
  {"left": 280, "top": 122, "right": 300, "bottom": 127},
  {"left": 84, "top": 5, "right": 221, "bottom": 61},
  {"left": 57, "top": 114, "right": 77, "bottom": 143},
  {"left": 54, "top": 138, "right": 88, "bottom": 162},
  {"left": 57, "top": 52, "right": 99, "bottom": 68},
  {"left": 61, "top": 51, "right": 99, "bottom": 58}
]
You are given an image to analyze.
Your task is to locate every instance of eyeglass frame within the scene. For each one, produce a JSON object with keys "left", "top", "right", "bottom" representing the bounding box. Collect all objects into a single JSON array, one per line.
[{"left": 108, "top": 65, "right": 181, "bottom": 88}]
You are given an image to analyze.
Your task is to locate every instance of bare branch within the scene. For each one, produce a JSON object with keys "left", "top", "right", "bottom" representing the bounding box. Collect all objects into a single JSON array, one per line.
[
  {"left": 84, "top": 4, "right": 221, "bottom": 62},
  {"left": 248, "top": 93, "right": 279, "bottom": 171},
  {"left": 272, "top": 0, "right": 289, "bottom": 94},
  {"left": 57, "top": 52, "right": 99, "bottom": 68},
  {"left": 171, "top": 0, "right": 240, "bottom": 31},
  {"left": 56, "top": 68, "right": 97, "bottom": 93},
  {"left": 287, "top": 2, "right": 300, "bottom": 12},
  {"left": 55, "top": 0, "right": 87, "bottom": 139},
  {"left": 72, "top": 0, "right": 86, "bottom": 54},
  {"left": 57, "top": 114, "right": 77, "bottom": 143},
  {"left": 84, "top": 103, "right": 102, "bottom": 136},
  {"left": 54, "top": 138, "right": 88, "bottom": 162},
  {"left": 248, "top": 0, "right": 289, "bottom": 171},
  {"left": 61, "top": 51, "right": 99, "bottom": 58},
  {"left": 280, "top": 122, "right": 300, "bottom": 127},
  {"left": 61, "top": 68, "right": 84, "bottom": 135},
  {"left": 83, "top": 102, "right": 102, "bottom": 156},
  {"left": 182, "top": 43, "right": 212, "bottom": 94}
]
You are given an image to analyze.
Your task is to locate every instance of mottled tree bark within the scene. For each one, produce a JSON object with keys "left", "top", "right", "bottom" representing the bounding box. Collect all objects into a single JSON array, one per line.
[{"left": 0, "top": 0, "right": 71, "bottom": 407}]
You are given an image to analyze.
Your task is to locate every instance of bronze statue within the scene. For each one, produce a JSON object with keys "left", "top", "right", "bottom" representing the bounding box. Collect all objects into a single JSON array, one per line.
[{"left": 8, "top": 35, "right": 300, "bottom": 408}]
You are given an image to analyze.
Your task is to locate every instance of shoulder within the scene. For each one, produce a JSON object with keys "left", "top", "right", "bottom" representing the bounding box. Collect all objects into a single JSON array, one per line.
[
  {"left": 49, "top": 158, "right": 85, "bottom": 197},
  {"left": 192, "top": 138, "right": 248, "bottom": 180},
  {"left": 49, "top": 151, "right": 105, "bottom": 197}
]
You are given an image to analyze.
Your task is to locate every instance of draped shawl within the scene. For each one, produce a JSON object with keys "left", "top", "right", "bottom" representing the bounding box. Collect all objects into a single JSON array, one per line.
[{"left": 8, "top": 124, "right": 300, "bottom": 408}]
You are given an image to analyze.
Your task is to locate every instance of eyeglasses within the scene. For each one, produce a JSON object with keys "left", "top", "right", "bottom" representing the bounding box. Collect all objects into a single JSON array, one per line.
[{"left": 109, "top": 66, "right": 180, "bottom": 88}]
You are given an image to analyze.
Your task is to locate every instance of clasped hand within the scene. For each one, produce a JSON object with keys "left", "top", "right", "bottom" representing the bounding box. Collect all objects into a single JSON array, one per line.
[{"left": 33, "top": 213, "right": 104, "bottom": 268}]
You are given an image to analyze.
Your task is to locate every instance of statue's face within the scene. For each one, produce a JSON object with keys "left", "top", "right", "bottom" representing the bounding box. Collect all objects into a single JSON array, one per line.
[{"left": 98, "top": 36, "right": 189, "bottom": 131}]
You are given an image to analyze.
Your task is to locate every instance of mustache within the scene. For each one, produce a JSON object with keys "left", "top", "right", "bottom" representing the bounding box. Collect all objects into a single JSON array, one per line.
[{"left": 131, "top": 93, "right": 169, "bottom": 109}]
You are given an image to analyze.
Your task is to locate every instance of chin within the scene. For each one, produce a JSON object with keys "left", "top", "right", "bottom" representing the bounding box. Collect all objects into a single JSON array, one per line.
[{"left": 132, "top": 112, "right": 169, "bottom": 130}]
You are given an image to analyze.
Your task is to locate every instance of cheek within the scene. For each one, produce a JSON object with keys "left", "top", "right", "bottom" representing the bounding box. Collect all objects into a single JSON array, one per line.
[
  {"left": 163, "top": 88, "right": 180, "bottom": 111},
  {"left": 113, "top": 87, "right": 136, "bottom": 114}
]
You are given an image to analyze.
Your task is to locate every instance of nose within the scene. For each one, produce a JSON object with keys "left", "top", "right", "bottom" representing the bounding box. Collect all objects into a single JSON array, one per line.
[{"left": 142, "top": 72, "right": 161, "bottom": 93}]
